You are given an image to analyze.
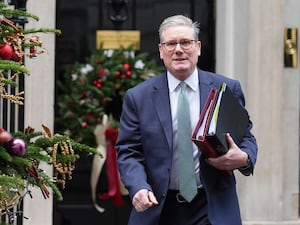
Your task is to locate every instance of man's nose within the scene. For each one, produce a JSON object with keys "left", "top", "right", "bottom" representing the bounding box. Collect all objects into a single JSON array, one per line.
[{"left": 175, "top": 43, "right": 183, "bottom": 50}]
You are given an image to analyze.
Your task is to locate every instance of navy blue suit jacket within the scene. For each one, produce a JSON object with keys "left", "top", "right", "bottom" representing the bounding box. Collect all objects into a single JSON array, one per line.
[{"left": 116, "top": 69, "right": 258, "bottom": 225}]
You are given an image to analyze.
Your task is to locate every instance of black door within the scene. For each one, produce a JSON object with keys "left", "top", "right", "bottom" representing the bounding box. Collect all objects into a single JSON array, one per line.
[{"left": 54, "top": 1, "right": 215, "bottom": 225}]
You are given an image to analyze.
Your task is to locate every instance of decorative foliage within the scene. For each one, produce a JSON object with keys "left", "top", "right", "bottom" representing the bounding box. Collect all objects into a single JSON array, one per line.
[
  {"left": 55, "top": 47, "right": 163, "bottom": 145},
  {"left": 0, "top": 2, "right": 60, "bottom": 105},
  {"left": 0, "top": 126, "right": 100, "bottom": 216},
  {"left": 0, "top": 2, "right": 99, "bottom": 220}
]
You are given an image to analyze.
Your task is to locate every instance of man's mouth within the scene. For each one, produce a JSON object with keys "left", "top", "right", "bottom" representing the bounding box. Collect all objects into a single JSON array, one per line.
[{"left": 174, "top": 58, "right": 187, "bottom": 61}]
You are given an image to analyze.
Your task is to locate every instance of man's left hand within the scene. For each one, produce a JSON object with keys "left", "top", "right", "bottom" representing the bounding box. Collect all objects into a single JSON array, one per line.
[{"left": 206, "top": 133, "right": 248, "bottom": 171}]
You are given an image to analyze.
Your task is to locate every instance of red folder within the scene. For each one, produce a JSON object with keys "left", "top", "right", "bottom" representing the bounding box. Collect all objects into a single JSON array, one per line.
[
  {"left": 191, "top": 88, "right": 219, "bottom": 158},
  {"left": 192, "top": 83, "right": 249, "bottom": 158}
]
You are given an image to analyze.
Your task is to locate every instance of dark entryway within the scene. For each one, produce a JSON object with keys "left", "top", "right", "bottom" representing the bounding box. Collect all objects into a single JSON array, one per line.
[{"left": 54, "top": 1, "right": 215, "bottom": 225}]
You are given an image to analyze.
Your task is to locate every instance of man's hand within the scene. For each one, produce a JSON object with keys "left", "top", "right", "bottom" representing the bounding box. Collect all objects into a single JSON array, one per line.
[
  {"left": 206, "top": 133, "right": 248, "bottom": 171},
  {"left": 132, "top": 189, "right": 159, "bottom": 212}
]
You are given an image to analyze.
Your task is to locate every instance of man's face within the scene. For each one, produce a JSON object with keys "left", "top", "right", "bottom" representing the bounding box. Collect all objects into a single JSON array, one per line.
[{"left": 158, "top": 25, "right": 201, "bottom": 80}]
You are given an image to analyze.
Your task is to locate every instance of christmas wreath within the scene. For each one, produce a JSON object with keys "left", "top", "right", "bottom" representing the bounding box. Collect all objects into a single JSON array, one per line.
[{"left": 55, "top": 46, "right": 163, "bottom": 145}]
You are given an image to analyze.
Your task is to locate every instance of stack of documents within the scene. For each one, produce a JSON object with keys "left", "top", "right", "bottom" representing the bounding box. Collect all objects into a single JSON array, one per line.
[{"left": 191, "top": 83, "right": 249, "bottom": 158}]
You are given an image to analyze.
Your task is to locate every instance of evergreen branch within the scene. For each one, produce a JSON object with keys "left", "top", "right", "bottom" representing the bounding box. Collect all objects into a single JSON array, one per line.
[
  {"left": 0, "top": 149, "right": 13, "bottom": 162},
  {"left": 32, "top": 137, "right": 54, "bottom": 148},
  {"left": 33, "top": 135, "right": 70, "bottom": 149},
  {"left": 24, "top": 153, "right": 51, "bottom": 164},
  {"left": 0, "top": 60, "right": 30, "bottom": 74},
  {"left": 12, "top": 156, "right": 33, "bottom": 168},
  {"left": 0, "top": 9, "right": 39, "bottom": 21},
  {"left": 1, "top": 78, "right": 17, "bottom": 87},
  {"left": 9, "top": 157, "right": 33, "bottom": 176},
  {"left": 23, "top": 145, "right": 42, "bottom": 155},
  {"left": 55, "top": 154, "right": 80, "bottom": 163},
  {"left": 24, "top": 28, "right": 61, "bottom": 35},
  {"left": 13, "top": 131, "right": 43, "bottom": 142},
  {"left": 0, "top": 175, "right": 25, "bottom": 188},
  {"left": 39, "top": 170, "right": 63, "bottom": 201},
  {"left": 69, "top": 140, "right": 102, "bottom": 157}
]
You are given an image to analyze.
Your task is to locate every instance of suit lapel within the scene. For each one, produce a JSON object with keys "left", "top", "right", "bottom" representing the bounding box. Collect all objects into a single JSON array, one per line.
[
  {"left": 151, "top": 73, "right": 173, "bottom": 151},
  {"left": 198, "top": 69, "right": 214, "bottom": 114}
]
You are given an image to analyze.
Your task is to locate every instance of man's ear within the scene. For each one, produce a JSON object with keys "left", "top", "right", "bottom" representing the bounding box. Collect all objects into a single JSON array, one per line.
[
  {"left": 197, "top": 41, "right": 202, "bottom": 56},
  {"left": 158, "top": 44, "right": 163, "bottom": 59}
]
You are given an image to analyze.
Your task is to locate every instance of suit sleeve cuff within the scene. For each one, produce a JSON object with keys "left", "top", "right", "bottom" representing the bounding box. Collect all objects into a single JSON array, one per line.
[{"left": 238, "top": 155, "right": 253, "bottom": 176}]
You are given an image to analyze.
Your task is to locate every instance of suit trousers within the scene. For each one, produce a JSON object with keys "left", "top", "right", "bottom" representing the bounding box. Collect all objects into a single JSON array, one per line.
[{"left": 159, "top": 188, "right": 211, "bottom": 225}]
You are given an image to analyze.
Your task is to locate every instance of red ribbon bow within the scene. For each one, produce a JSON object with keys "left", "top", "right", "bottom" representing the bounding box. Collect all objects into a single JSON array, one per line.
[{"left": 98, "top": 128, "right": 124, "bottom": 208}]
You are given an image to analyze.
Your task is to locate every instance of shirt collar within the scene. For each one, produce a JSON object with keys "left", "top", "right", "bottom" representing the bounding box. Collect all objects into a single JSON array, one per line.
[{"left": 167, "top": 68, "right": 199, "bottom": 92}]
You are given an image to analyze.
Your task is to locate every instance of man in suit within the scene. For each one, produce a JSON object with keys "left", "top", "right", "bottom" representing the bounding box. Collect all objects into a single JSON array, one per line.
[{"left": 116, "top": 15, "right": 258, "bottom": 225}]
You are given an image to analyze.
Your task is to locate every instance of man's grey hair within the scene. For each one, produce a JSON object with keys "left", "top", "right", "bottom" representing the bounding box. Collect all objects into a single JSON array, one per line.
[{"left": 158, "top": 15, "right": 200, "bottom": 43}]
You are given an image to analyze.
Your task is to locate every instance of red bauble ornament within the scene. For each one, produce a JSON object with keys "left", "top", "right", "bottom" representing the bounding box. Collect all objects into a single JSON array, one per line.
[
  {"left": 0, "top": 44, "right": 13, "bottom": 60},
  {"left": 10, "top": 138, "right": 26, "bottom": 156},
  {"left": 0, "top": 131, "right": 12, "bottom": 145}
]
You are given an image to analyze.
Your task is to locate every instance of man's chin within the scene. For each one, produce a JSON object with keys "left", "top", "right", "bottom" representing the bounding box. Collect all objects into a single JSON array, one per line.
[
  {"left": 172, "top": 65, "right": 189, "bottom": 72},
  {"left": 171, "top": 69, "right": 192, "bottom": 78}
]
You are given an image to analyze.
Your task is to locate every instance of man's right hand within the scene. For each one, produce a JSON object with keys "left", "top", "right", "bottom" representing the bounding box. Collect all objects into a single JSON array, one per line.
[{"left": 132, "top": 189, "right": 159, "bottom": 212}]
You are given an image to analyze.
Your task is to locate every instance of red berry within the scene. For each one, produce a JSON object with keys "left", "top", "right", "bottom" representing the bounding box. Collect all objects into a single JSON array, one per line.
[
  {"left": 81, "top": 122, "right": 88, "bottom": 128},
  {"left": 98, "top": 69, "right": 105, "bottom": 77},
  {"left": 123, "top": 63, "right": 130, "bottom": 70},
  {"left": 126, "top": 71, "right": 132, "bottom": 77}
]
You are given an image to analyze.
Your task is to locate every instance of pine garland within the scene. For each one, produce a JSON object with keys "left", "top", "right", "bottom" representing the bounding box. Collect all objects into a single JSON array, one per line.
[
  {"left": 0, "top": 126, "right": 101, "bottom": 209},
  {"left": 0, "top": 2, "right": 101, "bottom": 217}
]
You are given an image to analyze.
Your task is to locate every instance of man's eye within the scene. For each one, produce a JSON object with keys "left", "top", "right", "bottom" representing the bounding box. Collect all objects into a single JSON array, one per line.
[
  {"left": 166, "top": 42, "right": 177, "bottom": 46},
  {"left": 180, "top": 40, "right": 190, "bottom": 46}
]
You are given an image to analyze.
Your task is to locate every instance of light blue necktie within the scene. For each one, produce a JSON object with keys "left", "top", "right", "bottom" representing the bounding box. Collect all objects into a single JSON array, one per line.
[{"left": 177, "top": 82, "right": 197, "bottom": 202}]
